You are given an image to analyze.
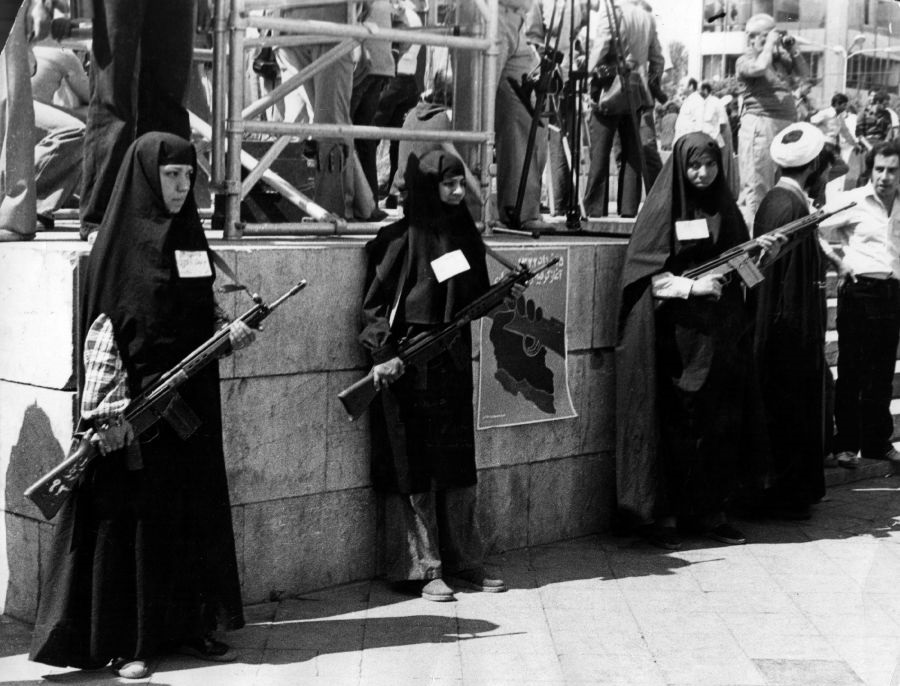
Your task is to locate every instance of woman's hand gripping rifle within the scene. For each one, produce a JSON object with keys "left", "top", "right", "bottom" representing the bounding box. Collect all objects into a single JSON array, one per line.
[
  {"left": 338, "top": 259, "right": 560, "bottom": 421},
  {"left": 24, "top": 280, "right": 308, "bottom": 521}
]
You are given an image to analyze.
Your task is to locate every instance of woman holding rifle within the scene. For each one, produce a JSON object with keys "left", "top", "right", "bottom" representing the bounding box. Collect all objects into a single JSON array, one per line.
[
  {"left": 615, "top": 132, "right": 783, "bottom": 550},
  {"left": 359, "top": 151, "right": 516, "bottom": 602},
  {"left": 30, "top": 133, "right": 254, "bottom": 679}
]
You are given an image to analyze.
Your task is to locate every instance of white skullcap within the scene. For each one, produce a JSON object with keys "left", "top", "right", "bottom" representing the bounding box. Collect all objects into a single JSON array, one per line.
[
  {"left": 746, "top": 13, "right": 775, "bottom": 33},
  {"left": 770, "top": 123, "right": 826, "bottom": 168}
]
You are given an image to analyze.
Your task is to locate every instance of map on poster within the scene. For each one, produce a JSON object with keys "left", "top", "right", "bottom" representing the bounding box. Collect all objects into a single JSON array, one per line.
[{"left": 477, "top": 247, "right": 576, "bottom": 429}]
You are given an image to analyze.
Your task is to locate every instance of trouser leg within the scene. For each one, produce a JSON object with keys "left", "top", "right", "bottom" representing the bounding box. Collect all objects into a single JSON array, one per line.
[
  {"left": 617, "top": 109, "right": 642, "bottom": 217},
  {"left": 80, "top": 0, "right": 146, "bottom": 231},
  {"left": 495, "top": 6, "right": 545, "bottom": 225},
  {"left": 384, "top": 492, "right": 442, "bottom": 581},
  {"left": 834, "top": 284, "right": 864, "bottom": 455},
  {"left": 856, "top": 281, "right": 900, "bottom": 459},
  {"left": 33, "top": 102, "right": 85, "bottom": 216},
  {"left": 0, "top": 3, "right": 36, "bottom": 238},
  {"left": 435, "top": 486, "right": 485, "bottom": 575},
  {"left": 137, "top": 0, "right": 193, "bottom": 139},
  {"left": 834, "top": 279, "right": 900, "bottom": 458},
  {"left": 351, "top": 74, "right": 389, "bottom": 198},
  {"left": 583, "top": 111, "right": 617, "bottom": 217}
]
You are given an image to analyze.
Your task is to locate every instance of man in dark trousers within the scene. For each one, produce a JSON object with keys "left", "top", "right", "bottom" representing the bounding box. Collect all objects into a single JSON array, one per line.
[
  {"left": 753, "top": 122, "right": 834, "bottom": 519},
  {"left": 583, "top": 0, "right": 664, "bottom": 218},
  {"left": 820, "top": 140, "right": 900, "bottom": 470},
  {"left": 78, "top": 0, "right": 197, "bottom": 238}
]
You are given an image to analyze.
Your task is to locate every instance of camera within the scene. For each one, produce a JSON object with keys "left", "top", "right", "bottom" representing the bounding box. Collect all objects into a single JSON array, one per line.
[{"left": 779, "top": 31, "right": 796, "bottom": 50}]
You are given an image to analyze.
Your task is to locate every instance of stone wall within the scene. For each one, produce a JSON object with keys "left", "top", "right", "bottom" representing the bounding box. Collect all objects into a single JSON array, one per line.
[{"left": 0, "top": 236, "right": 627, "bottom": 621}]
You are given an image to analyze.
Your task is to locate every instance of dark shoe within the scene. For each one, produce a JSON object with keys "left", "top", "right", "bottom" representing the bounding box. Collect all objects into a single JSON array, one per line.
[
  {"left": 384, "top": 194, "right": 398, "bottom": 209},
  {"left": 36, "top": 213, "right": 54, "bottom": 230},
  {"left": 447, "top": 569, "right": 507, "bottom": 593},
  {"left": 368, "top": 208, "right": 388, "bottom": 221},
  {"left": 521, "top": 218, "right": 555, "bottom": 233},
  {"left": 421, "top": 577, "right": 456, "bottom": 602},
  {"left": 708, "top": 523, "right": 747, "bottom": 545},
  {"left": 769, "top": 505, "right": 812, "bottom": 521},
  {"left": 177, "top": 636, "right": 236, "bottom": 662},
  {"left": 647, "top": 525, "right": 682, "bottom": 551},
  {"left": 836, "top": 451, "right": 860, "bottom": 469},
  {"left": 884, "top": 447, "right": 900, "bottom": 462}
]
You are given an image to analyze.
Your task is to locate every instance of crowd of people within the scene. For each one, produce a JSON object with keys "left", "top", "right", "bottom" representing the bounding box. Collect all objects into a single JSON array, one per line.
[{"left": 5, "top": 0, "right": 900, "bottom": 681}]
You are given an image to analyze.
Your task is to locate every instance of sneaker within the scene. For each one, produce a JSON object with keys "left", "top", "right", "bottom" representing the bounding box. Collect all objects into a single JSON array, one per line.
[
  {"left": 447, "top": 569, "right": 507, "bottom": 593},
  {"left": 112, "top": 659, "right": 150, "bottom": 679},
  {"left": 707, "top": 523, "right": 747, "bottom": 545},
  {"left": 384, "top": 194, "right": 398, "bottom": 209},
  {"left": 421, "top": 577, "right": 456, "bottom": 602},
  {"left": 836, "top": 451, "right": 860, "bottom": 469},
  {"left": 177, "top": 636, "right": 236, "bottom": 662}
]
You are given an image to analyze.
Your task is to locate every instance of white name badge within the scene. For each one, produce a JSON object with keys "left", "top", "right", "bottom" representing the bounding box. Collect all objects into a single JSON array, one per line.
[
  {"left": 430, "top": 249, "right": 471, "bottom": 283},
  {"left": 174, "top": 250, "right": 213, "bottom": 278},
  {"left": 675, "top": 218, "right": 710, "bottom": 242}
]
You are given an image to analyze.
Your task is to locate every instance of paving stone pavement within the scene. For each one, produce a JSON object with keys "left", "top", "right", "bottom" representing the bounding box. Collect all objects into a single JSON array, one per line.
[{"left": 4, "top": 475, "right": 900, "bottom": 685}]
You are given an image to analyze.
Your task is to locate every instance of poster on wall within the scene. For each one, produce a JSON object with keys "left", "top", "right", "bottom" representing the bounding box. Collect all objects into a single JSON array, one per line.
[{"left": 477, "top": 247, "right": 576, "bottom": 429}]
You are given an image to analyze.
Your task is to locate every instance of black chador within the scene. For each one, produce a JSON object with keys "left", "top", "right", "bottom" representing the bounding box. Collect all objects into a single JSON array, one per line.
[
  {"left": 30, "top": 133, "right": 244, "bottom": 669},
  {"left": 616, "top": 133, "right": 768, "bottom": 530},
  {"left": 753, "top": 180, "right": 827, "bottom": 512}
]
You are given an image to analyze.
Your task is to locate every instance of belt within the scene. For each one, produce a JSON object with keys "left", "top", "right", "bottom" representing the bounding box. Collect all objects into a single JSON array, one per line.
[{"left": 856, "top": 273, "right": 895, "bottom": 281}]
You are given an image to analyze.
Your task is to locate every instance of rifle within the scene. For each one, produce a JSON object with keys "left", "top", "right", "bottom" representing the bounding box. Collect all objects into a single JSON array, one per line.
[
  {"left": 338, "top": 258, "right": 561, "bottom": 421},
  {"left": 24, "top": 280, "right": 308, "bottom": 521},
  {"left": 682, "top": 202, "right": 855, "bottom": 288}
]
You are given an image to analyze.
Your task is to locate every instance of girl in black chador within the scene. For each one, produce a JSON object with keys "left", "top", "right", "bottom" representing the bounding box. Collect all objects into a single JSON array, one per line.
[
  {"left": 30, "top": 132, "right": 255, "bottom": 679},
  {"left": 616, "top": 132, "right": 782, "bottom": 550},
  {"left": 359, "top": 150, "right": 515, "bottom": 602}
]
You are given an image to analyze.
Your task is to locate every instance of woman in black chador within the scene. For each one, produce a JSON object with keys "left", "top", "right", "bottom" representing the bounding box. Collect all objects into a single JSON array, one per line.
[
  {"left": 359, "top": 150, "right": 511, "bottom": 602},
  {"left": 30, "top": 132, "right": 254, "bottom": 679},
  {"left": 616, "top": 132, "right": 779, "bottom": 550}
]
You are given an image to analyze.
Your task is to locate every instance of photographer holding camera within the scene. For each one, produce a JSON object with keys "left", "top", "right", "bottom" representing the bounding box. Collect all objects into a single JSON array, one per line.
[{"left": 735, "top": 13, "right": 810, "bottom": 226}]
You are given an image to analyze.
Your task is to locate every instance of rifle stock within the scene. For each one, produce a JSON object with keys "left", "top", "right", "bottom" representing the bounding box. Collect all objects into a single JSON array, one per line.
[
  {"left": 24, "top": 433, "right": 96, "bottom": 520},
  {"left": 337, "top": 371, "right": 378, "bottom": 422},
  {"left": 24, "top": 279, "right": 308, "bottom": 520}
]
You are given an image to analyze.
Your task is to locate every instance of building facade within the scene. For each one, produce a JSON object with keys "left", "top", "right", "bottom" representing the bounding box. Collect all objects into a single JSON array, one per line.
[{"left": 687, "top": 0, "right": 900, "bottom": 107}]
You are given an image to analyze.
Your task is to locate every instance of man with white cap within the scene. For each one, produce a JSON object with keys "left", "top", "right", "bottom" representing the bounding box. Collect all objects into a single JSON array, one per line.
[
  {"left": 819, "top": 140, "right": 900, "bottom": 469},
  {"left": 736, "top": 13, "right": 810, "bottom": 226},
  {"left": 753, "top": 122, "right": 835, "bottom": 518}
]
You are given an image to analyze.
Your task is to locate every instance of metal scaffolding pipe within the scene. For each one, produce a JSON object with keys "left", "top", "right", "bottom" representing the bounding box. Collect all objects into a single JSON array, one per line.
[
  {"left": 240, "top": 136, "right": 291, "bottom": 198},
  {"left": 224, "top": 0, "right": 247, "bottom": 238},
  {"left": 242, "top": 120, "right": 491, "bottom": 142},
  {"left": 481, "top": 0, "right": 500, "bottom": 234},
  {"left": 245, "top": 34, "right": 343, "bottom": 48},
  {"left": 212, "top": 0, "right": 229, "bottom": 185},
  {"left": 242, "top": 0, "right": 348, "bottom": 9},
  {"left": 247, "top": 16, "right": 491, "bottom": 51},
  {"left": 242, "top": 39, "right": 357, "bottom": 121},
  {"left": 241, "top": 222, "right": 380, "bottom": 236},
  {"left": 192, "top": 112, "right": 335, "bottom": 225}
]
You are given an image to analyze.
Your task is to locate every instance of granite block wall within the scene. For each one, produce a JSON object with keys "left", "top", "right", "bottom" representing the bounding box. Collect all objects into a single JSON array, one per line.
[{"left": 0, "top": 236, "right": 627, "bottom": 620}]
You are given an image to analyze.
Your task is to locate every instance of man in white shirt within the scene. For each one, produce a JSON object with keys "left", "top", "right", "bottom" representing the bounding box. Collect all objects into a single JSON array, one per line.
[
  {"left": 819, "top": 141, "right": 900, "bottom": 468},
  {"left": 674, "top": 81, "right": 725, "bottom": 146}
]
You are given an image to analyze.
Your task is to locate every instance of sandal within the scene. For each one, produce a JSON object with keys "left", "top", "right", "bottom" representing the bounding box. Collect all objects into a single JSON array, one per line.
[{"left": 177, "top": 636, "right": 236, "bottom": 662}]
